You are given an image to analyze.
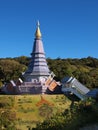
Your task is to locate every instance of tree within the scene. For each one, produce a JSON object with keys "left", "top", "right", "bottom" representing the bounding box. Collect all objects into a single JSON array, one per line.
[{"left": 0, "top": 59, "right": 27, "bottom": 82}]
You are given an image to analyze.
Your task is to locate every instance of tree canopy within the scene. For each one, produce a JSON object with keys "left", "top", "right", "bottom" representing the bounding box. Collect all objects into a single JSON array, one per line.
[{"left": 0, "top": 56, "right": 98, "bottom": 89}]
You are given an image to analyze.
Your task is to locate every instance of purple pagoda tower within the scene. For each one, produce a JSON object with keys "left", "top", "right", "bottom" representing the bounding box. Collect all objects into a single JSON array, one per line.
[
  {"left": 2, "top": 22, "right": 60, "bottom": 94},
  {"left": 23, "top": 21, "right": 50, "bottom": 82}
]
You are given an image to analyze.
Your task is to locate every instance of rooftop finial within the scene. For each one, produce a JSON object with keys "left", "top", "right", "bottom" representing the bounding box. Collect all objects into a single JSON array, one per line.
[
  {"left": 35, "top": 21, "right": 42, "bottom": 39},
  {"left": 37, "top": 20, "right": 40, "bottom": 27}
]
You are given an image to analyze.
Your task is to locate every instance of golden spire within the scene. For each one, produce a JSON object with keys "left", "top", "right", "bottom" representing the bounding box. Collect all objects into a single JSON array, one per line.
[{"left": 35, "top": 21, "right": 42, "bottom": 39}]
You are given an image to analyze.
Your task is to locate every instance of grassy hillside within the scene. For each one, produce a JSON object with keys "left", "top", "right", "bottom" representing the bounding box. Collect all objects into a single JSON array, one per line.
[{"left": 0, "top": 94, "right": 71, "bottom": 130}]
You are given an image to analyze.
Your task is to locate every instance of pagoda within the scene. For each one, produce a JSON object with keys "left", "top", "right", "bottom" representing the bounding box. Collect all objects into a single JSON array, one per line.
[
  {"left": 23, "top": 21, "right": 50, "bottom": 82},
  {"left": 2, "top": 22, "right": 60, "bottom": 94}
]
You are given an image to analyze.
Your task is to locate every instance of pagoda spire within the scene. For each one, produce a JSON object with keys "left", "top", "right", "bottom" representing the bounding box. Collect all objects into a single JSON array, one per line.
[
  {"left": 23, "top": 22, "right": 50, "bottom": 82},
  {"left": 35, "top": 21, "right": 42, "bottom": 39}
]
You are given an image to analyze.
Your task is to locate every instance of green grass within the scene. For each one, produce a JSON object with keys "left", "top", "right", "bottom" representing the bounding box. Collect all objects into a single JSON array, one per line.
[{"left": 0, "top": 94, "right": 71, "bottom": 130}]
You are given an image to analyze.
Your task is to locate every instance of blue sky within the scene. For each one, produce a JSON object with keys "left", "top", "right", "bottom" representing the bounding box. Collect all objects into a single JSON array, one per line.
[{"left": 0, "top": 0, "right": 98, "bottom": 59}]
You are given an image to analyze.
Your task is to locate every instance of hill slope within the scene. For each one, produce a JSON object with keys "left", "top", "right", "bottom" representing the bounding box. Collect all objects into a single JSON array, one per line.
[{"left": 0, "top": 94, "right": 71, "bottom": 130}]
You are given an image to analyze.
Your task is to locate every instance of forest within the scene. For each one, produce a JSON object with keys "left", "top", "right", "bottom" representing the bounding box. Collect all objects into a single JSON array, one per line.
[{"left": 0, "top": 56, "right": 98, "bottom": 89}]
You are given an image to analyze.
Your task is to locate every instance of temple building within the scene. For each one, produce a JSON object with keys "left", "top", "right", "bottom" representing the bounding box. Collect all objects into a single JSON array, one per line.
[
  {"left": 2, "top": 22, "right": 91, "bottom": 100},
  {"left": 61, "top": 76, "right": 90, "bottom": 100},
  {"left": 2, "top": 22, "right": 60, "bottom": 94}
]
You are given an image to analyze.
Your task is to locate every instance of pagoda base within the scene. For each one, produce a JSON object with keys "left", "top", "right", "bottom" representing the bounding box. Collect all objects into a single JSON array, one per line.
[{"left": 2, "top": 81, "right": 48, "bottom": 95}]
